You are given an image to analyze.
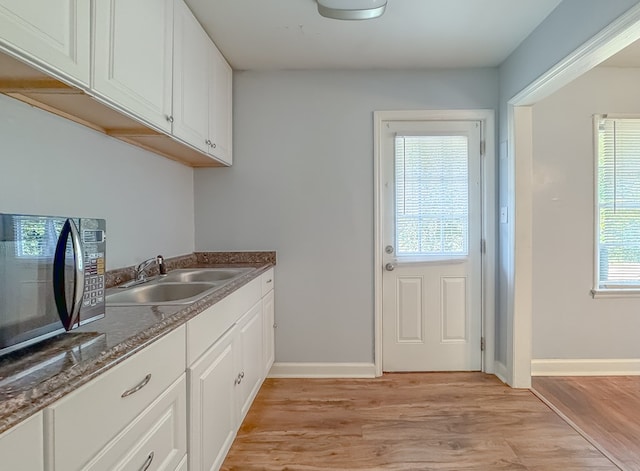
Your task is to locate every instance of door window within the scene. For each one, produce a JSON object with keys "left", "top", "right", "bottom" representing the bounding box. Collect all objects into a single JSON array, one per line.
[{"left": 395, "top": 135, "right": 469, "bottom": 261}]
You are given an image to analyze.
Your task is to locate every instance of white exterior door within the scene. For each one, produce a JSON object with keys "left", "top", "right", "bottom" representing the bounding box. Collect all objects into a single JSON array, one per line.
[{"left": 381, "top": 120, "right": 482, "bottom": 372}]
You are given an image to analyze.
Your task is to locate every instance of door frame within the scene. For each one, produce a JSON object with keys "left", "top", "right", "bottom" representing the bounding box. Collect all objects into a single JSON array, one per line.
[
  {"left": 373, "top": 109, "right": 496, "bottom": 377},
  {"left": 506, "top": 5, "right": 640, "bottom": 388}
]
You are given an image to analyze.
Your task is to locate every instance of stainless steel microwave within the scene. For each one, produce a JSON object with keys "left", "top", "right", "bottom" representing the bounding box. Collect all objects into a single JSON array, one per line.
[{"left": 0, "top": 213, "right": 106, "bottom": 355}]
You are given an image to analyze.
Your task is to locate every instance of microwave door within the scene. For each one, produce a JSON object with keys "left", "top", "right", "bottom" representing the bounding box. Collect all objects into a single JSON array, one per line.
[{"left": 53, "top": 219, "right": 85, "bottom": 331}]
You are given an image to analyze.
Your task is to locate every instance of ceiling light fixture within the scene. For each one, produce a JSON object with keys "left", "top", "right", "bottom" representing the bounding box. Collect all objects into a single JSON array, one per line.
[{"left": 317, "top": 0, "right": 387, "bottom": 20}]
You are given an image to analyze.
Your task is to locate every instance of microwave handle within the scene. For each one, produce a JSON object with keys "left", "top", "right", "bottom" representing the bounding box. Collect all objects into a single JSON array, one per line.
[{"left": 53, "top": 219, "right": 85, "bottom": 331}]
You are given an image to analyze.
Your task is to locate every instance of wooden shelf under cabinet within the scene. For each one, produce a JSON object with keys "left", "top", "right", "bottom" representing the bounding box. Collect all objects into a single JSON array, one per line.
[{"left": 0, "top": 52, "right": 224, "bottom": 168}]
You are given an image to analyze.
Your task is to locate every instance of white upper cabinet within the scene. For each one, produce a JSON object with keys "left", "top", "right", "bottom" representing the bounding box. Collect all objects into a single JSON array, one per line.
[
  {"left": 93, "top": 0, "right": 174, "bottom": 132},
  {"left": 208, "top": 44, "right": 232, "bottom": 165},
  {"left": 0, "top": 0, "right": 90, "bottom": 86},
  {"left": 172, "top": 0, "right": 210, "bottom": 153},
  {"left": 173, "top": 0, "right": 233, "bottom": 165}
]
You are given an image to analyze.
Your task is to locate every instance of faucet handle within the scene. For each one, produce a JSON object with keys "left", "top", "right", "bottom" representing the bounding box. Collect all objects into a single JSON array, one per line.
[{"left": 156, "top": 255, "right": 167, "bottom": 275}]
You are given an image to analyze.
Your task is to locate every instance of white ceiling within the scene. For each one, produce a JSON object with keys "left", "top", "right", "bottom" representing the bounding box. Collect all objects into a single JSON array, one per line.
[{"left": 184, "top": 0, "right": 563, "bottom": 71}]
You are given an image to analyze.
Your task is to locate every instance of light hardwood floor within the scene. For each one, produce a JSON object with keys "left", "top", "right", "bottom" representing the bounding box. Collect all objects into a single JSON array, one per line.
[
  {"left": 533, "top": 376, "right": 640, "bottom": 471},
  {"left": 222, "top": 372, "right": 617, "bottom": 470}
]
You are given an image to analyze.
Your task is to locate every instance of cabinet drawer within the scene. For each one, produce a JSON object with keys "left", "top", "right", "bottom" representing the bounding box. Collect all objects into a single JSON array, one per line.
[
  {"left": 0, "top": 412, "right": 43, "bottom": 471},
  {"left": 187, "top": 276, "right": 261, "bottom": 366},
  {"left": 45, "top": 326, "right": 186, "bottom": 471},
  {"left": 84, "top": 375, "right": 187, "bottom": 471},
  {"left": 261, "top": 268, "right": 274, "bottom": 297}
]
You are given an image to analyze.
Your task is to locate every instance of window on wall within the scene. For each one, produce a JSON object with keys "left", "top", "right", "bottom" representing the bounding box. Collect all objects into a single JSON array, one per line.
[{"left": 595, "top": 116, "right": 640, "bottom": 291}]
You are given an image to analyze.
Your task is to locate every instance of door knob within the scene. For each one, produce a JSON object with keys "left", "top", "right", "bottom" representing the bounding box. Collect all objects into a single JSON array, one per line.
[{"left": 385, "top": 263, "right": 395, "bottom": 271}]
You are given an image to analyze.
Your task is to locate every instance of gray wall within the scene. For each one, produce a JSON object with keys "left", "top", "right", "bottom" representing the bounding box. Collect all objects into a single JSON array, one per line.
[
  {"left": 194, "top": 69, "right": 498, "bottom": 364},
  {"left": 0, "top": 94, "right": 195, "bottom": 270},
  {"left": 532, "top": 66, "right": 640, "bottom": 359},
  {"left": 496, "top": 0, "right": 640, "bottom": 372}
]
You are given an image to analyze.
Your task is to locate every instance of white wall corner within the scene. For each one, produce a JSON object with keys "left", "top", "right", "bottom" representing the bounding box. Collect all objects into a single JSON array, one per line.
[
  {"left": 268, "top": 362, "right": 377, "bottom": 378},
  {"left": 531, "top": 359, "right": 640, "bottom": 376},
  {"left": 494, "top": 361, "right": 509, "bottom": 384}
]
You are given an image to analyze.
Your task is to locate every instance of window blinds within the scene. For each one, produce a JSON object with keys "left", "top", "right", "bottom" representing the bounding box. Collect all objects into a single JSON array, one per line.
[
  {"left": 394, "top": 135, "right": 469, "bottom": 259},
  {"left": 597, "top": 117, "right": 640, "bottom": 288}
]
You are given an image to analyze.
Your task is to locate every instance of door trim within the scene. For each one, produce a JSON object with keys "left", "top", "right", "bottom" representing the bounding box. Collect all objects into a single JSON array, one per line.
[
  {"left": 373, "top": 109, "right": 496, "bottom": 377},
  {"left": 506, "top": 4, "right": 640, "bottom": 388}
]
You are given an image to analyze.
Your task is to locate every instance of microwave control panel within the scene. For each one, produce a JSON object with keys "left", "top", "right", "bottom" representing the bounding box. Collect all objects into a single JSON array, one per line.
[{"left": 82, "top": 229, "right": 106, "bottom": 309}]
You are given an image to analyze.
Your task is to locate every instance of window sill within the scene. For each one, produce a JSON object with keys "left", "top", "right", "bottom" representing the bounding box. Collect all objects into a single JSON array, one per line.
[{"left": 591, "top": 289, "right": 640, "bottom": 299}]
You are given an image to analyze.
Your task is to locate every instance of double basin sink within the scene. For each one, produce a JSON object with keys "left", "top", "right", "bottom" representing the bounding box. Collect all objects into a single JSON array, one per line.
[{"left": 105, "top": 267, "right": 256, "bottom": 306}]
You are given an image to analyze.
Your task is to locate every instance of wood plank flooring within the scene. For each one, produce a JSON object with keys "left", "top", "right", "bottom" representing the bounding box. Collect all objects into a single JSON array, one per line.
[
  {"left": 221, "top": 372, "right": 617, "bottom": 470},
  {"left": 532, "top": 376, "right": 640, "bottom": 471}
]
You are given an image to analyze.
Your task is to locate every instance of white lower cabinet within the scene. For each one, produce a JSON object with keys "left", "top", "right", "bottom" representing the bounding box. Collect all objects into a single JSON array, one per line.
[
  {"left": 187, "top": 270, "right": 275, "bottom": 471},
  {"left": 187, "top": 302, "right": 264, "bottom": 471},
  {"left": 237, "top": 301, "right": 264, "bottom": 421},
  {"left": 0, "top": 411, "right": 44, "bottom": 470},
  {"left": 261, "top": 268, "right": 275, "bottom": 376},
  {"left": 82, "top": 374, "right": 187, "bottom": 471},
  {"left": 174, "top": 455, "right": 188, "bottom": 471},
  {"left": 44, "top": 326, "right": 187, "bottom": 471},
  {"left": 188, "top": 325, "right": 237, "bottom": 471}
]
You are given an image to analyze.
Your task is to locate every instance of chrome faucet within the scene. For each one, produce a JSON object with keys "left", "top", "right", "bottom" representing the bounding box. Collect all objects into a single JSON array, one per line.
[
  {"left": 134, "top": 257, "right": 158, "bottom": 282},
  {"left": 119, "top": 255, "right": 164, "bottom": 288}
]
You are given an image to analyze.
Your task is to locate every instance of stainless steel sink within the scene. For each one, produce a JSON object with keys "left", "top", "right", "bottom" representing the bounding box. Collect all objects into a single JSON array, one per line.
[
  {"left": 106, "top": 267, "right": 257, "bottom": 306},
  {"left": 158, "top": 267, "right": 254, "bottom": 283},
  {"left": 106, "top": 282, "right": 218, "bottom": 306}
]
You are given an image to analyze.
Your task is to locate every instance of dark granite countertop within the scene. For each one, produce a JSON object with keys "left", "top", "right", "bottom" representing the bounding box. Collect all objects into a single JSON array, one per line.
[{"left": 0, "top": 251, "right": 275, "bottom": 434}]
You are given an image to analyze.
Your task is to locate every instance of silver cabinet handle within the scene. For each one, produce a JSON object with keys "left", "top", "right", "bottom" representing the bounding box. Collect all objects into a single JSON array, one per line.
[
  {"left": 266, "top": 278, "right": 272, "bottom": 284},
  {"left": 140, "top": 451, "right": 154, "bottom": 471},
  {"left": 166, "top": 115, "right": 174, "bottom": 123},
  {"left": 385, "top": 263, "right": 395, "bottom": 271},
  {"left": 212, "top": 142, "right": 216, "bottom": 148},
  {"left": 205, "top": 139, "right": 212, "bottom": 146},
  {"left": 234, "top": 371, "right": 245, "bottom": 385},
  {"left": 121, "top": 374, "right": 151, "bottom": 398}
]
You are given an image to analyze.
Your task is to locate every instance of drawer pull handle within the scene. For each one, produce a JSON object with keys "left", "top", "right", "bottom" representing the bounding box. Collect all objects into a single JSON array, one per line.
[
  {"left": 121, "top": 374, "right": 152, "bottom": 398},
  {"left": 140, "top": 451, "right": 154, "bottom": 471},
  {"left": 266, "top": 278, "right": 272, "bottom": 283}
]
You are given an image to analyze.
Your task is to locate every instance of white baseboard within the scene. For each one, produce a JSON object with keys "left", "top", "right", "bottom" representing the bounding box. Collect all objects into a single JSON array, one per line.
[
  {"left": 494, "top": 361, "right": 508, "bottom": 383},
  {"left": 531, "top": 358, "right": 640, "bottom": 376},
  {"left": 268, "top": 362, "right": 377, "bottom": 378}
]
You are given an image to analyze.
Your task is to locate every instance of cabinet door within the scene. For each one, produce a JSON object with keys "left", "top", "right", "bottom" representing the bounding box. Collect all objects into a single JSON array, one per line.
[
  {"left": 172, "top": 0, "right": 209, "bottom": 153},
  {"left": 93, "top": 0, "right": 173, "bottom": 132},
  {"left": 188, "top": 326, "right": 237, "bottom": 471},
  {"left": 262, "top": 289, "right": 275, "bottom": 377},
  {"left": 174, "top": 455, "right": 188, "bottom": 471},
  {"left": 237, "top": 301, "right": 263, "bottom": 421},
  {"left": 207, "top": 44, "right": 232, "bottom": 165},
  {"left": 0, "top": 0, "right": 90, "bottom": 86},
  {"left": 0, "top": 412, "right": 43, "bottom": 471}
]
